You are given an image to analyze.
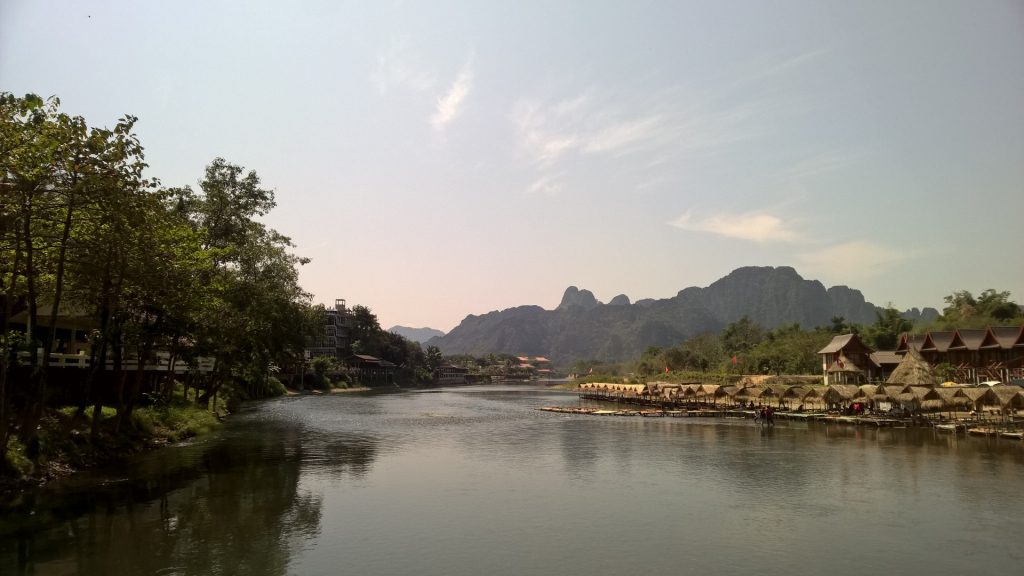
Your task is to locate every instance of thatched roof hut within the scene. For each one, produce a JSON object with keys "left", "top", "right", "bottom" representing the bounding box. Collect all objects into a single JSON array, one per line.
[
  {"left": 678, "top": 384, "right": 698, "bottom": 399},
  {"left": 880, "top": 382, "right": 909, "bottom": 395},
  {"left": 823, "top": 384, "right": 860, "bottom": 404},
  {"left": 991, "top": 385, "right": 1024, "bottom": 409},
  {"left": 764, "top": 383, "right": 791, "bottom": 399},
  {"left": 935, "top": 387, "right": 971, "bottom": 409},
  {"left": 886, "top": 347, "right": 937, "bottom": 387},
  {"left": 781, "top": 386, "right": 808, "bottom": 402},
  {"left": 960, "top": 386, "right": 997, "bottom": 409},
  {"left": 698, "top": 384, "right": 721, "bottom": 400},
  {"left": 735, "top": 386, "right": 766, "bottom": 401},
  {"left": 716, "top": 385, "right": 739, "bottom": 400}
]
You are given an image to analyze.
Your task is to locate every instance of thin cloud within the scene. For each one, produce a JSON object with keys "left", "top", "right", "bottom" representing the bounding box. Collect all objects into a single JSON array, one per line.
[
  {"left": 583, "top": 116, "right": 663, "bottom": 155},
  {"left": 431, "top": 64, "right": 473, "bottom": 129},
  {"left": 771, "top": 151, "right": 860, "bottom": 183},
  {"left": 527, "top": 174, "right": 563, "bottom": 196},
  {"left": 798, "top": 241, "right": 909, "bottom": 282},
  {"left": 372, "top": 41, "right": 437, "bottom": 94},
  {"left": 734, "top": 47, "right": 829, "bottom": 87},
  {"left": 670, "top": 211, "right": 800, "bottom": 243}
]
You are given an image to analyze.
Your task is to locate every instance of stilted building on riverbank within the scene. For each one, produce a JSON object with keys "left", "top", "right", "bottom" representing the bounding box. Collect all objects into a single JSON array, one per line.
[{"left": 820, "top": 326, "right": 1024, "bottom": 386}]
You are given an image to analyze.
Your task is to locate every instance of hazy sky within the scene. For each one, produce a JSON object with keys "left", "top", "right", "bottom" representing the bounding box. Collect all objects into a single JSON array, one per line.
[{"left": 3, "top": 1, "right": 1022, "bottom": 332}]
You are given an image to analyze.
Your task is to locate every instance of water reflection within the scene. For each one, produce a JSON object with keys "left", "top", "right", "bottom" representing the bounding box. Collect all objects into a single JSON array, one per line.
[
  {"left": 3, "top": 388, "right": 1024, "bottom": 576},
  {"left": 0, "top": 418, "right": 337, "bottom": 576}
]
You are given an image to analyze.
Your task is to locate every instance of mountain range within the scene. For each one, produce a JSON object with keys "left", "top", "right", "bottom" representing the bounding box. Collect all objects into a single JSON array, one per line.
[
  {"left": 388, "top": 326, "right": 447, "bottom": 344},
  {"left": 427, "top": 266, "right": 939, "bottom": 365}
]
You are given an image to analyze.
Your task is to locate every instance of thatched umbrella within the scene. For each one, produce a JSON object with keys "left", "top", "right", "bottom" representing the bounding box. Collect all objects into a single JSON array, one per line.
[{"left": 886, "top": 347, "right": 937, "bottom": 388}]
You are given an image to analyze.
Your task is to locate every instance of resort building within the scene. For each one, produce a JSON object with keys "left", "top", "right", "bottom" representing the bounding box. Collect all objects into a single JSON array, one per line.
[
  {"left": 345, "top": 354, "right": 396, "bottom": 386},
  {"left": 820, "top": 326, "right": 1024, "bottom": 386},
  {"left": 306, "top": 299, "right": 353, "bottom": 360},
  {"left": 895, "top": 326, "right": 1024, "bottom": 383},
  {"left": 434, "top": 364, "right": 469, "bottom": 384},
  {"left": 818, "top": 334, "right": 878, "bottom": 385}
]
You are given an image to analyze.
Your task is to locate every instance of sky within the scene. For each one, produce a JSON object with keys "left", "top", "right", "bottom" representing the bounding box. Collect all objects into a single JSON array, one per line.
[{"left": 2, "top": 1, "right": 1023, "bottom": 332}]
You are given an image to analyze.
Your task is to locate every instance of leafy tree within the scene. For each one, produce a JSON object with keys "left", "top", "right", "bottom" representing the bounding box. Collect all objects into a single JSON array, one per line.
[
  {"left": 425, "top": 345, "right": 443, "bottom": 372},
  {"left": 939, "top": 289, "right": 1021, "bottom": 328},
  {"left": 863, "top": 306, "right": 912, "bottom": 350}
]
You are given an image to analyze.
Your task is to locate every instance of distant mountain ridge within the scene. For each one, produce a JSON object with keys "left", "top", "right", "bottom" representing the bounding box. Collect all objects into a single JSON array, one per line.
[
  {"left": 389, "top": 326, "right": 446, "bottom": 344},
  {"left": 428, "top": 266, "right": 938, "bottom": 365}
]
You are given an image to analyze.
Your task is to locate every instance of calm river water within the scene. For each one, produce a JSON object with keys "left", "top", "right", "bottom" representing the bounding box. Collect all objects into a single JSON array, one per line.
[{"left": 2, "top": 385, "right": 1024, "bottom": 576}]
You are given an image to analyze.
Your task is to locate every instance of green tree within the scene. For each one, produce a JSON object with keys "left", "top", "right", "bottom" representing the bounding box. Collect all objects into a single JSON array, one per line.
[
  {"left": 425, "top": 345, "right": 444, "bottom": 372},
  {"left": 863, "top": 306, "right": 912, "bottom": 350}
]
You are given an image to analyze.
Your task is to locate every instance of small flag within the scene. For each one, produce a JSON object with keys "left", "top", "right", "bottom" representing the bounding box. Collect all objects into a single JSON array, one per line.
[
  {"left": 588, "top": 367, "right": 593, "bottom": 374},
  {"left": 731, "top": 355, "right": 738, "bottom": 365},
  {"left": 664, "top": 366, "right": 670, "bottom": 373}
]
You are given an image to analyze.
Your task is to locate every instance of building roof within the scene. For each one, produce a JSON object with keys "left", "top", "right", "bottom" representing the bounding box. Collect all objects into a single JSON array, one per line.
[
  {"left": 921, "top": 331, "right": 957, "bottom": 353},
  {"left": 949, "top": 329, "right": 987, "bottom": 351},
  {"left": 980, "top": 326, "right": 1024, "bottom": 350},
  {"left": 895, "top": 333, "right": 926, "bottom": 354},
  {"left": 869, "top": 351, "right": 902, "bottom": 366},
  {"left": 817, "top": 333, "right": 873, "bottom": 355}
]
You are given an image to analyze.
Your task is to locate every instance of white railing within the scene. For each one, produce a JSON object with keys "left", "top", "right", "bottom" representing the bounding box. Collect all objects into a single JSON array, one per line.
[{"left": 15, "top": 350, "right": 215, "bottom": 373}]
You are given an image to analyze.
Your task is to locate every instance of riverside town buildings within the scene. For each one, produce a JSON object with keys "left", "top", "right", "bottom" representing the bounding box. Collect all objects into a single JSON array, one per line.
[{"left": 819, "top": 326, "right": 1024, "bottom": 385}]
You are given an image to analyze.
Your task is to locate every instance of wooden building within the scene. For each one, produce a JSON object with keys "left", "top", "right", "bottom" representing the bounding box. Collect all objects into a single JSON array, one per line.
[
  {"left": 818, "top": 334, "right": 878, "bottom": 385},
  {"left": 345, "top": 354, "right": 396, "bottom": 387},
  {"left": 894, "top": 326, "right": 1024, "bottom": 384},
  {"left": 434, "top": 364, "right": 469, "bottom": 384}
]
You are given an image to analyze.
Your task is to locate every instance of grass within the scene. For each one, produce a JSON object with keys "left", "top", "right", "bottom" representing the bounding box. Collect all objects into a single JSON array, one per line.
[{"left": 2, "top": 399, "right": 222, "bottom": 486}]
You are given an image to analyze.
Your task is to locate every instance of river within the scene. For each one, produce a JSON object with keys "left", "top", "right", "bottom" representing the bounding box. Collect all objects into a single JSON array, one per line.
[{"left": 2, "top": 385, "right": 1023, "bottom": 575}]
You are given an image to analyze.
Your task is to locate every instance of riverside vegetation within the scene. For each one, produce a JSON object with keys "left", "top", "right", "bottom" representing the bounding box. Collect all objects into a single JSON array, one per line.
[{"left": 0, "top": 93, "right": 432, "bottom": 486}]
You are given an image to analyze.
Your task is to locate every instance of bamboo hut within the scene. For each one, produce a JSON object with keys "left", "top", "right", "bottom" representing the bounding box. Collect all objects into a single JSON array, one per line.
[
  {"left": 823, "top": 384, "right": 860, "bottom": 407},
  {"left": 897, "top": 386, "right": 940, "bottom": 409},
  {"left": 698, "top": 384, "right": 721, "bottom": 404},
  {"left": 781, "top": 385, "right": 808, "bottom": 408},
  {"left": 856, "top": 384, "right": 883, "bottom": 399},
  {"left": 887, "top": 347, "right": 937, "bottom": 387},
  {"left": 935, "top": 387, "right": 971, "bottom": 414},
  {"left": 991, "top": 385, "right": 1024, "bottom": 411},
  {"left": 735, "top": 386, "right": 766, "bottom": 404},
  {"left": 799, "top": 386, "right": 825, "bottom": 409},
  {"left": 715, "top": 385, "right": 739, "bottom": 405},
  {"left": 764, "top": 383, "right": 792, "bottom": 407},
  {"left": 679, "top": 384, "right": 699, "bottom": 400},
  {"left": 960, "top": 386, "right": 997, "bottom": 414},
  {"left": 879, "top": 382, "right": 910, "bottom": 396}
]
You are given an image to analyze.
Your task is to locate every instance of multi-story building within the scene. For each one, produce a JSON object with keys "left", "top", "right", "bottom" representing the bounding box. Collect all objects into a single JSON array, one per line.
[{"left": 306, "top": 299, "right": 354, "bottom": 360}]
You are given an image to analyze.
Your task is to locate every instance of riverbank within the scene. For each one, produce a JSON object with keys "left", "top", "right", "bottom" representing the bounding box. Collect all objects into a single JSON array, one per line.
[{"left": 0, "top": 402, "right": 222, "bottom": 497}]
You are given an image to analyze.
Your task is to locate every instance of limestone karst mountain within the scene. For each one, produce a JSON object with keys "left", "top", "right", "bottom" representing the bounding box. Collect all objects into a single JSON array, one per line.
[{"left": 427, "top": 266, "right": 937, "bottom": 365}]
